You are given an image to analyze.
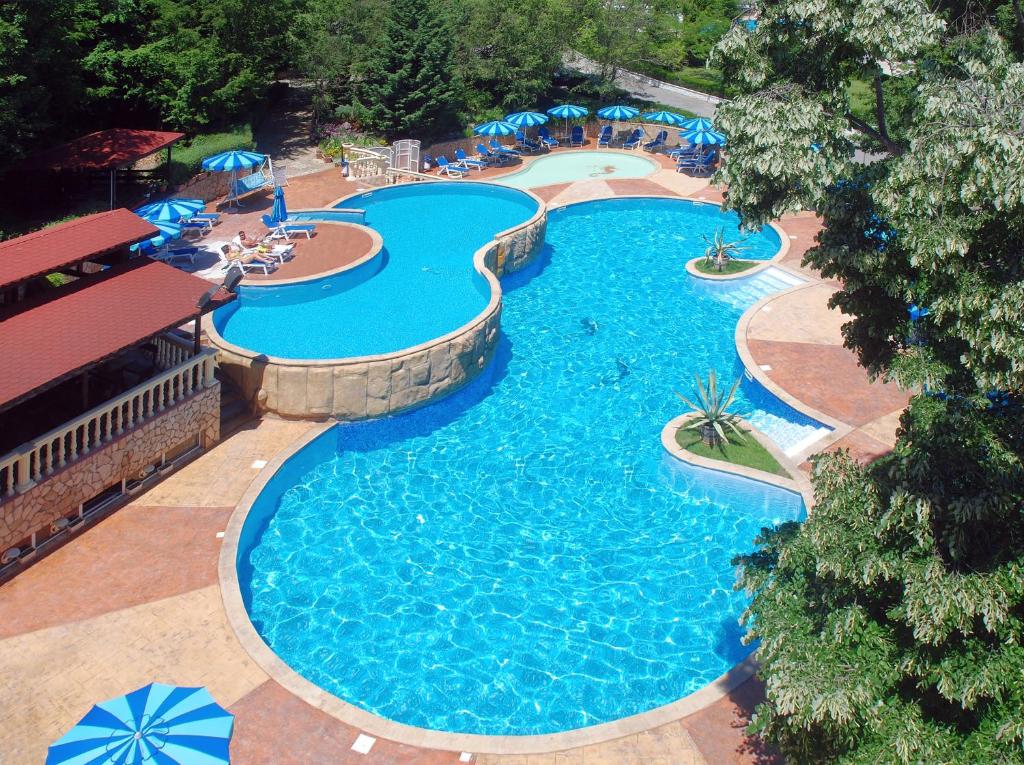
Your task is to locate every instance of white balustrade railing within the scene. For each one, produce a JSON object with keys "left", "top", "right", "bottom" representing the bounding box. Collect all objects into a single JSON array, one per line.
[
  {"left": 348, "top": 156, "right": 389, "bottom": 179},
  {"left": 154, "top": 333, "right": 194, "bottom": 370},
  {"left": 0, "top": 348, "right": 218, "bottom": 501}
]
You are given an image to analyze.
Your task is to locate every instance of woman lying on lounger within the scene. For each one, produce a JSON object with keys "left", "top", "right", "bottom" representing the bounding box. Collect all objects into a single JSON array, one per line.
[{"left": 223, "top": 242, "right": 276, "bottom": 266}]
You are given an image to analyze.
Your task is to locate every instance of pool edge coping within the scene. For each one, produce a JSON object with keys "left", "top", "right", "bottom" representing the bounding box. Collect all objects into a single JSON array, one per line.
[{"left": 219, "top": 422, "right": 767, "bottom": 755}]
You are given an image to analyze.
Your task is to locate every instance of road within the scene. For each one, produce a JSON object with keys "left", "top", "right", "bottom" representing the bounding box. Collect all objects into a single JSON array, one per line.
[{"left": 565, "top": 52, "right": 720, "bottom": 118}]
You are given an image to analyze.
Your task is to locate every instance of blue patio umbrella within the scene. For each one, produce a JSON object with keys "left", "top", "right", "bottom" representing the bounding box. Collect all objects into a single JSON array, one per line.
[
  {"left": 130, "top": 219, "right": 183, "bottom": 251},
  {"left": 504, "top": 111, "right": 549, "bottom": 128},
  {"left": 200, "top": 150, "right": 265, "bottom": 173},
  {"left": 270, "top": 185, "right": 288, "bottom": 225},
  {"left": 680, "top": 127, "right": 727, "bottom": 146},
  {"left": 596, "top": 105, "right": 639, "bottom": 121},
  {"left": 47, "top": 683, "right": 234, "bottom": 765},
  {"left": 133, "top": 198, "right": 205, "bottom": 222},
  {"left": 641, "top": 110, "right": 686, "bottom": 126},
  {"left": 473, "top": 120, "right": 518, "bottom": 137},
  {"left": 679, "top": 117, "right": 714, "bottom": 132},
  {"left": 546, "top": 104, "right": 589, "bottom": 137}
]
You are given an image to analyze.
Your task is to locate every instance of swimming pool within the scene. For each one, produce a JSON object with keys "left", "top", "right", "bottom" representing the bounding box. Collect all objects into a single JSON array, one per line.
[
  {"left": 213, "top": 183, "right": 539, "bottom": 359},
  {"left": 234, "top": 197, "right": 823, "bottom": 737},
  {"left": 497, "top": 150, "right": 658, "bottom": 188}
]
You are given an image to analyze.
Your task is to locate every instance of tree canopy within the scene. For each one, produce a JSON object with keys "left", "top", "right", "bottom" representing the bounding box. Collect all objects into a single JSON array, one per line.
[{"left": 711, "top": 1, "right": 1024, "bottom": 761}]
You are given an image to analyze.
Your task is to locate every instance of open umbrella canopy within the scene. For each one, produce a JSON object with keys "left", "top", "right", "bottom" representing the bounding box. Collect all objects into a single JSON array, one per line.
[
  {"left": 680, "top": 127, "right": 727, "bottom": 146},
  {"left": 641, "top": 110, "right": 686, "bottom": 126},
  {"left": 201, "top": 150, "right": 265, "bottom": 172},
  {"left": 597, "top": 105, "right": 639, "bottom": 121},
  {"left": 270, "top": 185, "right": 288, "bottom": 225},
  {"left": 47, "top": 683, "right": 234, "bottom": 765},
  {"left": 504, "top": 111, "right": 549, "bottom": 128},
  {"left": 546, "top": 104, "right": 589, "bottom": 120},
  {"left": 129, "top": 220, "right": 183, "bottom": 251},
  {"left": 473, "top": 120, "right": 518, "bottom": 137},
  {"left": 133, "top": 198, "right": 205, "bottom": 222},
  {"left": 679, "top": 117, "right": 714, "bottom": 132}
]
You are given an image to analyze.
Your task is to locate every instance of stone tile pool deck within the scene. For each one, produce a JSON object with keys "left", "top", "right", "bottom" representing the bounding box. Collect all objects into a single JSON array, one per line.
[{"left": 0, "top": 152, "right": 908, "bottom": 764}]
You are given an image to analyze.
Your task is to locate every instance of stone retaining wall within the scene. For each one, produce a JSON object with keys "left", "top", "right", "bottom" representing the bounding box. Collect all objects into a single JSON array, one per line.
[
  {"left": 210, "top": 204, "right": 547, "bottom": 420},
  {"left": 0, "top": 385, "right": 221, "bottom": 552}
]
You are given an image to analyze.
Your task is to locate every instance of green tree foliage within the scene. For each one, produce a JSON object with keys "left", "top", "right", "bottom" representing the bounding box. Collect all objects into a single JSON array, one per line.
[
  {"left": 711, "top": 1, "right": 1024, "bottom": 761},
  {"left": 354, "top": 0, "right": 459, "bottom": 140}
]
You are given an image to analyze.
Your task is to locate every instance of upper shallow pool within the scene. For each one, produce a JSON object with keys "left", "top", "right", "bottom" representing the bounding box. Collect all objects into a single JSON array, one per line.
[
  {"left": 213, "top": 182, "right": 538, "bottom": 359},
  {"left": 237, "top": 198, "right": 822, "bottom": 736},
  {"left": 497, "top": 150, "right": 659, "bottom": 188}
]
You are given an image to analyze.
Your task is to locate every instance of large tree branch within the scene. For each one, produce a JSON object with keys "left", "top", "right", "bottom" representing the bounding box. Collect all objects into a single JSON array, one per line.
[
  {"left": 873, "top": 72, "right": 890, "bottom": 143},
  {"left": 845, "top": 112, "right": 905, "bottom": 156}
]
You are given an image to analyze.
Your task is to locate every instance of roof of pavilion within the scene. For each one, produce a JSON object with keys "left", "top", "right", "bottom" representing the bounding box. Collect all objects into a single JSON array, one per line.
[
  {"left": 0, "top": 209, "right": 159, "bottom": 290},
  {"left": 26, "top": 129, "right": 185, "bottom": 173},
  {"left": 0, "top": 258, "right": 234, "bottom": 412}
]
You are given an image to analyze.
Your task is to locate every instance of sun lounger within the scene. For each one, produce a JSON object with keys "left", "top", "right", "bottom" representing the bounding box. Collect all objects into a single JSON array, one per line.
[
  {"left": 489, "top": 139, "right": 520, "bottom": 157},
  {"left": 260, "top": 214, "right": 317, "bottom": 240},
  {"left": 153, "top": 246, "right": 199, "bottom": 265},
  {"left": 455, "top": 148, "right": 485, "bottom": 171},
  {"left": 676, "top": 149, "right": 718, "bottom": 174},
  {"left": 622, "top": 129, "right": 644, "bottom": 150},
  {"left": 643, "top": 130, "right": 668, "bottom": 152},
  {"left": 597, "top": 125, "right": 613, "bottom": 147},
  {"left": 569, "top": 126, "right": 584, "bottom": 147},
  {"left": 537, "top": 127, "right": 559, "bottom": 148},
  {"left": 515, "top": 131, "right": 542, "bottom": 153},
  {"left": 181, "top": 218, "right": 213, "bottom": 236},
  {"left": 219, "top": 245, "right": 275, "bottom": 276},
  {"left": 192, "top": 212, "right": 221, "bottom": 225},
  {"left": 476, "top": 143, "right": 510, "bottom": 165},
  {"left": 435, "top": 155, "right": 467, "bottom": 178}
]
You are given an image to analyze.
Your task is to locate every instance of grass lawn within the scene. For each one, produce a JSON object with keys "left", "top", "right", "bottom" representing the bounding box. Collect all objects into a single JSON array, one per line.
[
  {"left": 169, "top": 125, "right": 255, "bottom": 184},
  {"left": 695, "top": 259, "right": 758, "bottom": 275},
  {"left": 676, "top": 425, "right": 790, "bottom": 477}
]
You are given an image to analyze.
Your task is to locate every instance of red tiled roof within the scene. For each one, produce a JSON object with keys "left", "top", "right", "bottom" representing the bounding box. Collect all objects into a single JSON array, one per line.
[
  {"left": 0, "top": 209, "right": 159, "bottom": 289},
  {"left": 0, "top": 259, "right": 234, "bottom": 411},
  {"left": 28, "top": 129, "right": 185, "bottom": 173}
]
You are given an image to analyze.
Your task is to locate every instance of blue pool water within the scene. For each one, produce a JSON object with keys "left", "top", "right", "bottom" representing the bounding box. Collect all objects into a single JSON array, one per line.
[
  {"left": 238, "top": 197, "right": 820, "bottom": 736},
  {"left": 214, "top": 183, "right": 538, "bottom": 359}
]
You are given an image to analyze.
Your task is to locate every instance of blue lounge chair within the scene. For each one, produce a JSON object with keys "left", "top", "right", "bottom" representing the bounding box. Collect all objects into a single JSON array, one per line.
[
  {"left": 435, "top": 155, "right": 466, "bottom": 178},
  {"left": 668, "top": 143, "right": 699, "bottom": 160},
  {"left": 490, "top": 138, "right": 520, "bottom": 157},
  {"left": 622, "top": 129, "right": 644, "bottom": 150},
  {"left": 153, "top": 246, "right": 199, "bottom": 265},
  {"left": 537, "top": 126, "right": 559, "bottom": 148},
  {"left": 181, "top": 218, "right": 212, "bottom": 236},
  {"left": 515, "top": 130, "right": 542, "bottom": 153},
  {"left": 676, "top": 148, "right": 718, "bottom": 174},
  {"left": 643, "top": 130, "right": 668, "bottom": 152},
  {"left": 454, "top": 148, "right": 485, "bottom": 171},
  {"left": 569, "top": 125, "right": 585, "bottom": 147},
  {"left": 597, "top": 125, "right": 613, "bottom": 147},
  {"left": 476, "top": 143, "right": 509, "bottom": 165},
  {"left": 261, "top": 214, "right": 317, "bottom": 239},
  {"left": 192, "top": 212, "right": 221, "bottom": 225}
]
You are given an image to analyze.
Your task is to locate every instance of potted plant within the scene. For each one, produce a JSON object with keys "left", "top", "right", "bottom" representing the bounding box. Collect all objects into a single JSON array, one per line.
[
  {"left": 702, "top": 229, "right": 746, "bottom": 272},
  {"left": 675, "top": 370, "right": 744, "bottom": 447}
]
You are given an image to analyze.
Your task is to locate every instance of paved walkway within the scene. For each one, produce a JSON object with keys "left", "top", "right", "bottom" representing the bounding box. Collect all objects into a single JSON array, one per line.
[{"left": 0, "top": 151, "right": 910, "bottom": 764}]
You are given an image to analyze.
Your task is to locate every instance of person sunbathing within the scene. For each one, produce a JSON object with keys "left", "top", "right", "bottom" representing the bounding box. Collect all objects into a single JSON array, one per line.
[
  {"left": 223, "top": 243, "right": 275, "bottom": 265},
  {"left": 232, "top": 230, "right": 268, "bottom": 252}
]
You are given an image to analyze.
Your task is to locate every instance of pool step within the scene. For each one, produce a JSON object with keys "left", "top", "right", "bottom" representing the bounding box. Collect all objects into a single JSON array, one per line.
[{"left": 717, "top": 267, "right": 804, "bottom": 310}]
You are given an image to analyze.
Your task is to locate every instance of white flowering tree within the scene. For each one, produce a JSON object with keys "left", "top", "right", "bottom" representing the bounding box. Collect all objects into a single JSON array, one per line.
[{"left": 710, "top": 2, "right": 1024, "bottom": 762}]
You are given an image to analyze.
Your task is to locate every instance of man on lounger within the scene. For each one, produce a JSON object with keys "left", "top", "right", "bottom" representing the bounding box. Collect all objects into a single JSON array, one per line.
[{"left": 232, "top": 230, "right": 266, "bottom": 251}]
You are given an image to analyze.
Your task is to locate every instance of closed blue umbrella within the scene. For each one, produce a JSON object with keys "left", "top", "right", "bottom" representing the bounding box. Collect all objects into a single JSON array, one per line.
[
  {"left": 130, "top": 220, "right": 183, "bottom": 251},
  {"left": 270, "top": 185, "right": 288, "bottom": 225},
  {"left": 47, "top": 683, "right": 233, "bottom": 765},
  {"left": 134, "top": 198, "right": 205, "bottom": 222},
  {"left": 473, "top": 120, "right": 518, "bottom": 137},
  {"left": 505, "top": 111, "right": 549, "bottom": 128},
  {"left": 596, "top": 105, "right": 639, "bottom": 121},
  {"left": 680, "top": 127, "right": 727, "bottom": 146},
  {"left": 201, "top": 150, "right": 265, "bottom": 172},
  {"left": 679, "top": 117, "right": 714, "bottom": 132},
  {"left": 641, "top": 110, "right": 686, "bottom": 126}
]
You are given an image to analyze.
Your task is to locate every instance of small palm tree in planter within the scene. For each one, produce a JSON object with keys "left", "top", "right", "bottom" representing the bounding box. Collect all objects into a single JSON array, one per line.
[
  {"left": 702, "top": 229, "right": 745, "bottom": 272},
  {"left": 675, "top": 370, "right": 745, "bottom": 447}
]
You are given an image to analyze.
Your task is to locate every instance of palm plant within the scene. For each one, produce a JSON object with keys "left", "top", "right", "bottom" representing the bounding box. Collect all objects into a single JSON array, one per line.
[
  {"left": 675, "top": 370, "right": 744, "bottom": 447},
  {"left": 702, "top": 229, "right": 745, "bottom": 272}
]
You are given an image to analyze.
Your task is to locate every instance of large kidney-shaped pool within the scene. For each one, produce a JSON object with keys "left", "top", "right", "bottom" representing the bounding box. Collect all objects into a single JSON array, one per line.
[{"left": 233, "top": 195, "right": 820, "bottom": 737}]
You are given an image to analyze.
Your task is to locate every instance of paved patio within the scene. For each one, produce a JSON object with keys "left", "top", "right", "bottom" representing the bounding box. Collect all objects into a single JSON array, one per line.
[{"left": 0, "top": 148, "right": 910, "bottom": 764}]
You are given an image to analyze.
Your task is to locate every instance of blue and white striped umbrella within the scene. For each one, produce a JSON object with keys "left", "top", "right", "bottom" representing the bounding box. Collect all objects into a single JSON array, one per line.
[
  {"left": 641, "top": 110, "right": 687, "bottom": 126},
  {"left": 270, "top": 185, "right": 288, "bottom": 225},
  {"left": 47, "top": 683, "right": 233, "bottom": 765},
  {"left": 505, "top": 111, "right": 549, "bottom": 128},
  {"left": 133, "top": 198, "right": 205, "bottom": 222},
  {"left": 679, "top": 117, "right": 714, "bottom": 132},
  {"left": 596, "top": 105, "right": 639, "bottom": 121},
  {"left": 680, "top": 127, "right": 727, "bottom": 146},
  {"left": 201, "top": 150, "right": 265, "bottom": 173},
  {"left": 546, "top": 104, "right": 589, "bottom": 120},
  {"left": 130, "top": 220, "right": 183, "bottom": 251},
  {"left": 473, "top": 120, "right": 518, "bottom": 137}
]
